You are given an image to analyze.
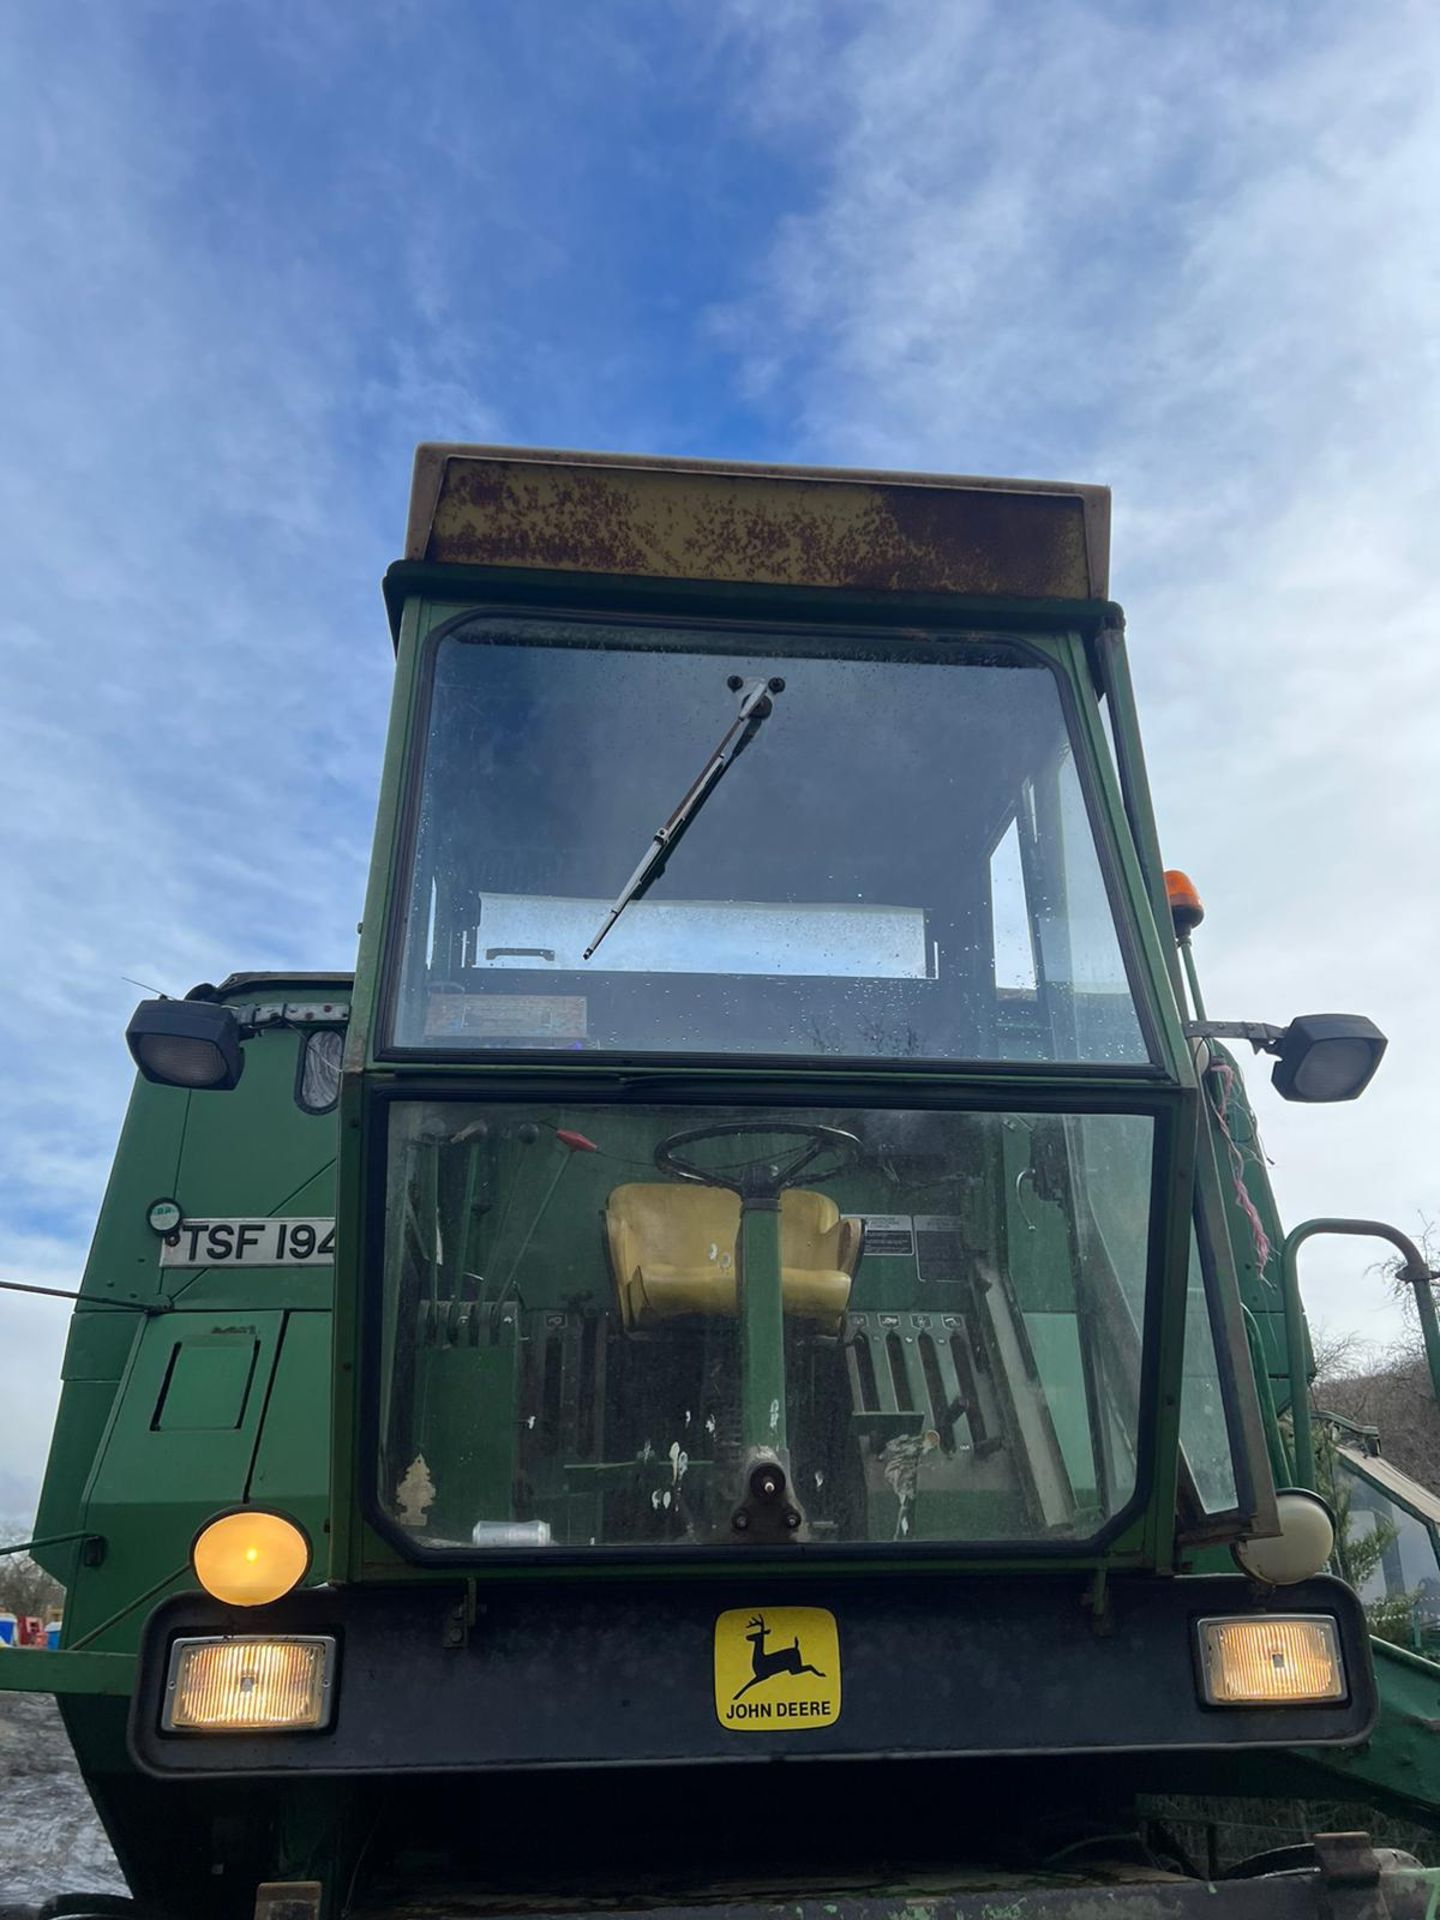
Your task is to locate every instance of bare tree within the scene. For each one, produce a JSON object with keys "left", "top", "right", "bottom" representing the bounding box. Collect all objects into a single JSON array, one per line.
[
  {"left": 0, "top": 1519, "right": 64, "bottom": 1621},
  {"left": 1300, "top": 1213, "right": 1440, "bottom": 1489}
]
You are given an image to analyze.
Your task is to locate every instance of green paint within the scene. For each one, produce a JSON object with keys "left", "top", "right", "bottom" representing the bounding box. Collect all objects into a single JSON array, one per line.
[
  {"left": 0, "top": 1649, "right": 134, "bottom": 1697},
  {"left": 739, "top": 1200, "right": 786, "bottom": 1454}
]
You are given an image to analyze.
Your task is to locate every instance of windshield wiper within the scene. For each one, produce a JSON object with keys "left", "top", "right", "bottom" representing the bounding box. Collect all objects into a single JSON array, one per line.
[{"left": 583, "top": 674, "right": 786, "bottom": 961}]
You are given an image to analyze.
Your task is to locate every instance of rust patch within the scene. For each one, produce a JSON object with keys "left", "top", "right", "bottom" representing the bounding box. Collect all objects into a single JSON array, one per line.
[{"left": 422, "top": 453, "right": 1106, "bottom": 601}]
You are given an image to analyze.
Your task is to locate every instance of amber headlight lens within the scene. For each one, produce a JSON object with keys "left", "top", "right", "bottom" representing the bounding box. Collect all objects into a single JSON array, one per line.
[
  {"left": 1197, "top": 1615, "right": 1345, "bottom": 1705},
  {"left": 162, "top": 1635, "right": 335, "bottom": 1732},
  {"left": 192, "top": 1510, "right": 310, "bottom": 1606}
]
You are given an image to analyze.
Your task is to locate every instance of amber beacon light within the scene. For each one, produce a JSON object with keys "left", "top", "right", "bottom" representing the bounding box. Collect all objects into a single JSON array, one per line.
[
  {"left": 191, "top": 1509, "right": 311, "bottom": 1607},
  {"left": 1164, "top": 870, "right": 1205, "bottom": 937}
]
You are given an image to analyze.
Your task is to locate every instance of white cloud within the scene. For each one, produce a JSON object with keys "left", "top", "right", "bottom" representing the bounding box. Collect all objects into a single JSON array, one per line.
[
  {"left": 712, "top": 0, "right": 1440, "bottom": 1353},
  {"left": 0, "top": 8, "right": 468, "bottom": 1514}
]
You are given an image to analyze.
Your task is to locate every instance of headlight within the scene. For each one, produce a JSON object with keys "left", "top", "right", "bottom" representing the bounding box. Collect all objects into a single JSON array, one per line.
[
  {"left": 1196, "top": 1615, "right": 1345, "bottom": 1706},
  {"left": 192, "top": 1509, "right": 310, "bottom": 1606},
  {"left": 162, "top": 1635, "right": 336, "bottom": 1732}
]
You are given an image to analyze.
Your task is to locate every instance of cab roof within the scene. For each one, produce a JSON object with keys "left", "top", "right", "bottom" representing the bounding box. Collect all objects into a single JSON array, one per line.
[{"left": 401, "top": 444, "right": 1111, "bottom": 603}]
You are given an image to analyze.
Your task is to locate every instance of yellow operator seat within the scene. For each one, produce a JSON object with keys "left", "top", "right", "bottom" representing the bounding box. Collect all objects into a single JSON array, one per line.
[{"left": 605, "top": 1184, "right": 862, "bottom": 1334}]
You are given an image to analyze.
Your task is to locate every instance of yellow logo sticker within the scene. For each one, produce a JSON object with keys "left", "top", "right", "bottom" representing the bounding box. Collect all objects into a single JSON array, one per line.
[{"left": 714, "top": 1607, "right": 841, "bottom": 1730}]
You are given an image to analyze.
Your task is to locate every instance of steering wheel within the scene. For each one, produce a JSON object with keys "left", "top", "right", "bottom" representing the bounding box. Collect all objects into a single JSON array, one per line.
[{"left": 654, "top": 1122, "right": 860, "bottom": 1201}]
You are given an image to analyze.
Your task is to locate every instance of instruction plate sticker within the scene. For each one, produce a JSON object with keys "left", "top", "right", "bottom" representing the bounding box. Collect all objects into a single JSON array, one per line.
[
  {"left": 159, "top": 1218, "right": 335, "bottom": 1268},
  {"left": 425, "top": 993, "right": 588, "bottom": 1041},
  {"left": 859, "top": 1213, "right": 915, "bottom": 1256},
  {"left": 714, "top": 1607, "right": 840, "bottom": 1730}
]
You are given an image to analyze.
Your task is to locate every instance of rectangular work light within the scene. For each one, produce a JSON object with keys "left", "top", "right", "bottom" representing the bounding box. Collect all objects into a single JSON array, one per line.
[
  {"left": 1270, "top": 1015, "right": 1387, "bottom": 1104},
  {"left": 161, "top": 1636, "right": 336, "bottom": 1733},
  {"left": 1196, "top": 1615, "right": 1344, "bottom": 1706},
  {"left": 127, "top": 998, "right": 245, "bottom": 1091}
]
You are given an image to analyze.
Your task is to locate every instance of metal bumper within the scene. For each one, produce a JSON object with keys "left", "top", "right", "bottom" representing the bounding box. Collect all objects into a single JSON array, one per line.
[{"left": 129, "top": 1571, "right": 1375, "bottom": 1778}]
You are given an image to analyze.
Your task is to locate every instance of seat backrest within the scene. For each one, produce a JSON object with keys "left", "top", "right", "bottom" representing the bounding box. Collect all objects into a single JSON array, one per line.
[
  {"left": 606, "top": 1183, "right": 739, "bottom": 1272},
  {"left": 779, "top": 1188, "right": 842, "bottom": 1267},
  {"left": 604, "top": 1182, "right": 856, "bottom": 1330},
  {"left": 606, "top": 1184, "right": 849, "bottom": 1274}
]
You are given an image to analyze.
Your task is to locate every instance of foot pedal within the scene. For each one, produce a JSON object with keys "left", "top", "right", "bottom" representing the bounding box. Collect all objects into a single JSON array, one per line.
[{"left": 254, "top": 1884, "right": 322, "bottom": 1920}]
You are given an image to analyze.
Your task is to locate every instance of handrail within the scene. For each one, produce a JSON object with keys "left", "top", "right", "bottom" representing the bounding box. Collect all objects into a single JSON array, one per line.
[
  {"left": 0, "top": 1529, "right": 96, "bottom": 1559},
  {"left": 1282, "top": 1218, "right": 1440, "bottom": 1491},
  {"left": 0, "top": 1647, "right": 134, "bottom": 1698}
]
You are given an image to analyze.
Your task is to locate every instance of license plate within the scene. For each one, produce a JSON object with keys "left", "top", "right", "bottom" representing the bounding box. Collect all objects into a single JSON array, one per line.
[{"left": 159, "top": 1218, "right": 335, "bottom": 1268}]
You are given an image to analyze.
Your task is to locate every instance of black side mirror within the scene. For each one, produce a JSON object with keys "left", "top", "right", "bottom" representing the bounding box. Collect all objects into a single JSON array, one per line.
[
  {"left": 126, "top": 999, "right": 245, "bottom": 1091},
  {"left": 1271, "top": 1013, "right": 1386, "bottom": 1103}
]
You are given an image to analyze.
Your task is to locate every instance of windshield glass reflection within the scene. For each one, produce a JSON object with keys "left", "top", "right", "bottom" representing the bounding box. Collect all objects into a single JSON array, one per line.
[{"left": 390, "top": 618, "right": 1149, "bottom": 1066}]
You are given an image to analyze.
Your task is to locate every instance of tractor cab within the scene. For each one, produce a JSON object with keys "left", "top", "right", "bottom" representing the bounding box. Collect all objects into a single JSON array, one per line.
[{"left": 348, "top": 447, "right": 1258, "bottom": 1574}]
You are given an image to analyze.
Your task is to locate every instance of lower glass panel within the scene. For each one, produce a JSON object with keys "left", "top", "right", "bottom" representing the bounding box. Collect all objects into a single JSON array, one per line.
[
  {"left": 1179, "top": 1231, "right": 1240, "bottom": 1514},
  {"left": 1337, "top": 1460, "right": 1440, "bottom": 1650},
  {"left": 375, "top": 1101, "right": 1158, "bottom": 1550}
]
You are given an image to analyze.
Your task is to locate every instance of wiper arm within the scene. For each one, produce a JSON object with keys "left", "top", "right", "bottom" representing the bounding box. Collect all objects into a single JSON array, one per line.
[{"left": 583, "top": 675, "right": 785, "bottom": 961}]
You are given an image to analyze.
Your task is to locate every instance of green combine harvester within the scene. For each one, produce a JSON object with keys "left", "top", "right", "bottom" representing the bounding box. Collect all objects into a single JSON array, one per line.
[{"left": 8, "top": 447, "right": 1440, "bottom": 1920}]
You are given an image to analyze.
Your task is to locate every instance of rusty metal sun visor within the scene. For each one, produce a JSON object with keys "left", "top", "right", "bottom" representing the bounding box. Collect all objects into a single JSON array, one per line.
[{"left": 403, "top": 445, "right": 1111, "bottom": 601}]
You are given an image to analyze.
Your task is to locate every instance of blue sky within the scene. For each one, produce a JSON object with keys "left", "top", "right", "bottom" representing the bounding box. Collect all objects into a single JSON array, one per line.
[{"left": 2, "top": 0, "right": 1439, "bottom": 1514}]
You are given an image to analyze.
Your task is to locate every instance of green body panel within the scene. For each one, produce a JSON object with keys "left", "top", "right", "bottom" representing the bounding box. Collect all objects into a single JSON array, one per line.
[
  {"left": 248, "top": 1310, "right": 334, "bottom": 1516},
  {"left": 6, "top": 982, "right": 346, "bottom": 1908},
  {"left": 28, "top": 984, "right": 343, "bottom": 1633},
  {"left": 76, "top": 1086, "right": 189, "bottom": 1307},
  {"left": 66, "top": 1307, "right": 280, "bottom": 1646},
  {"left": 1206, "top": 1041, "right": 1295, "bottom": 1407},
  {"left": 1319, "top": 1639, "right": 1440, "bottom": 1817},
  {"left": 31, "top": 1310, "right": 143, "bottom": 1587}
]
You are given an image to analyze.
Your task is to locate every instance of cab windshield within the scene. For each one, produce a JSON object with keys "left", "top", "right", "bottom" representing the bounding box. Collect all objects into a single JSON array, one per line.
[
  {"left": 387, "top": 617, "right": 1151, "bottom": 1067},
  {"left": 374, "top": 1099, "right": 1161, "bottom": 1553}
]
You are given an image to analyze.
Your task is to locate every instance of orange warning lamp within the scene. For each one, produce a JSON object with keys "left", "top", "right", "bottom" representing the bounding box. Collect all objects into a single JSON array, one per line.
[
  {"left": 1164, "top": 870, "right": 1205, "bottom": 938},
  {"left": 192, "top": 1509, "right": 310, "bottom": 1607}
]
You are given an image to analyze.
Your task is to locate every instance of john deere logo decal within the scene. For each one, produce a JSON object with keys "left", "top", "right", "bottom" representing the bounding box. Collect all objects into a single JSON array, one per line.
[{"left": 714, "top": 1608, "right": 841, "bottom": 1729}]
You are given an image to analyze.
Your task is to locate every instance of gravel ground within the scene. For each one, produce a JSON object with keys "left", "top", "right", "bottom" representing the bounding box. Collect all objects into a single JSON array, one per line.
[{"left": 0, "top": 1690, "right": 127, "bottom": 1907}]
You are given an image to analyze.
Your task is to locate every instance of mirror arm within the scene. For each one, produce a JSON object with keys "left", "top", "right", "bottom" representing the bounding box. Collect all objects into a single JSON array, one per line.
[
  {"left": 1185, "top": 1019, "right": 1286, "bottom": 1054},
  {"left": 228, "top": 1001, "right": 350, "bottom": 1035}
]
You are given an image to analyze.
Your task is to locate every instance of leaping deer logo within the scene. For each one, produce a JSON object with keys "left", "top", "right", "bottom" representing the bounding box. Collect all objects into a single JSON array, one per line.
[{"left": 731, "top": 1613, "right": 826, "bottom": 1701}]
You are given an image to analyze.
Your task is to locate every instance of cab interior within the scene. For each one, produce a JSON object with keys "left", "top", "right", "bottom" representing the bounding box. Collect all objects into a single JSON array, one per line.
[{"left": 378, "top": 1103, "right": 1153, "bottom": 1552}]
